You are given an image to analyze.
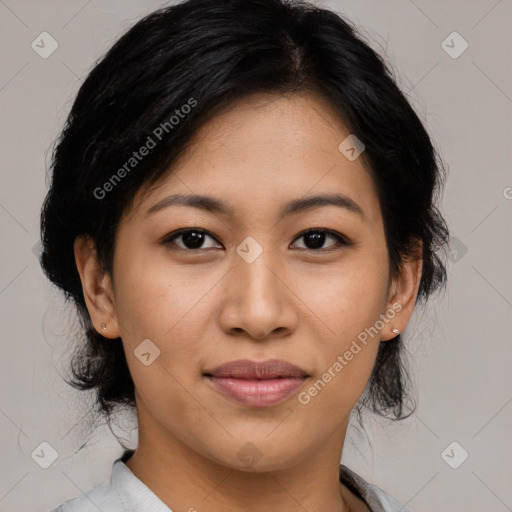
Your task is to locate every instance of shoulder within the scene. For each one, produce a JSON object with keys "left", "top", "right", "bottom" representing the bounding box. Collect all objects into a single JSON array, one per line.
[
  {"left": 340, "top": 464, "right": 410, "bottom": 512},
  {"left": 47, "top": 486, "right": 124, "bottom": 512},
  {"left": 47, "top": 479, "right": 126, "bottom": 512},
  {"left": 47, "top": 461, "right": 128, "bottom": 512},
  {"left": 47, "top": 450, "right": 170, "bottom": 512}
]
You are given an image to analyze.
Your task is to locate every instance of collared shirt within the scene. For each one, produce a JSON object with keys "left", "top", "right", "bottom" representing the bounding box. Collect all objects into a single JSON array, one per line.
[{"left": 48, "top": 450, "right": 410, "bottom": 512}]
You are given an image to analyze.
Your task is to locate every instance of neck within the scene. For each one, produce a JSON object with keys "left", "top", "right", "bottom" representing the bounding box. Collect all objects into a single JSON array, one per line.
[{"left": 124, "top": 404, "right": 356, "bottom": 512}]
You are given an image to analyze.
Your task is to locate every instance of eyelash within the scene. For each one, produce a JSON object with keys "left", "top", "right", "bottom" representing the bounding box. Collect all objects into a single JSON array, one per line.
[{"left": 162, "top": 228, "right": 352, "bottom": 252}]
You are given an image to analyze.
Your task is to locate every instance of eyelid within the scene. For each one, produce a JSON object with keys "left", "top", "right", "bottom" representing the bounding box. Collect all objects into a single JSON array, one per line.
[
  {"left": 162, "top": 228, "right": 221, "bottom": 249},
  {"left": 162, "top": 227, "right": 352, "bottom": 251},
  {"left": 290, "top": 228, "right": 352, "bottom": 250}
]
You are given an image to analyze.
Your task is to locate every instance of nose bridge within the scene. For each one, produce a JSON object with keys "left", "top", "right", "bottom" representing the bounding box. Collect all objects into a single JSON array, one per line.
[
  {"left": 234, "top": 241, "right": 282, "bottom": 305},
  {"left": 219, "top": 236, "right": 296, "bottom": 338}
]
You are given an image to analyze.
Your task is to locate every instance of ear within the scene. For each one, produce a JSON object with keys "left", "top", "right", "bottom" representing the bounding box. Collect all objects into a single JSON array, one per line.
[
  {"left": 381, "top": 240, "right": 423, "bottom": 341},
  {"left": 74, "top": 235, "right": 120, "bottom": 339}
]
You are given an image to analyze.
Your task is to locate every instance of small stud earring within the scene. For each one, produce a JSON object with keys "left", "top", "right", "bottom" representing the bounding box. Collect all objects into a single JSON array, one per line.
[
  {"left": 391, "top": 328, "right": 400, "bottom": 334},
  {"left": 101, "top": 322, "right": 107, "bottom": 331}
]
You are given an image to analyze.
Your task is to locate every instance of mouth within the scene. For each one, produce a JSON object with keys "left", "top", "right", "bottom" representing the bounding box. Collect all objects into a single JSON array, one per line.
[{"left": 204, "top": 359, "right": 309, "bottom": 407}]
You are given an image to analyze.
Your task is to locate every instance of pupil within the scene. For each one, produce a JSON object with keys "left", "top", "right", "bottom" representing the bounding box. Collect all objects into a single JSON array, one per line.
[
  {"left": 183, "top": 231, "right": 204, "bottom": 248},
  {"left": 180, "top": 231, "right": 327, "bottom": 250},
  {"left": 305, "top": 232, "right": 324, "bottom": 249}
]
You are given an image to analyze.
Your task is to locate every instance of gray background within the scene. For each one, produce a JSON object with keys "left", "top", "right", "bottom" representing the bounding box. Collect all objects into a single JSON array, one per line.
[{"left": 1, "top": 0, "right": 511, "bottom": 511}]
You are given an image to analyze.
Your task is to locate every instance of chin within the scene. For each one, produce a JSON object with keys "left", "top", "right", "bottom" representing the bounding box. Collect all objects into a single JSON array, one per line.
[{"left": 203, "top": 439, "right": 304, "bottom": 473}]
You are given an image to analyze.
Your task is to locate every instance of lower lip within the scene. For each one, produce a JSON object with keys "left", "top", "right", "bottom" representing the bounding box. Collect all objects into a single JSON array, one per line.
[{"left": 206, "top": 376, "right": 306, "bottom": 407}]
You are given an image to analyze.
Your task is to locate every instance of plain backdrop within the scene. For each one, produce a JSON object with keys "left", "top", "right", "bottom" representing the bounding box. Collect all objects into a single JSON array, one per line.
[{"left": 1, "top": 1, "right": 511, "bottom": 511}]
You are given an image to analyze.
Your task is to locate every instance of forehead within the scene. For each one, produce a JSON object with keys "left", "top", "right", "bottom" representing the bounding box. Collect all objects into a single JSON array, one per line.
[{"left": 132, "top": 91, "right": 381, "bottom": 224}]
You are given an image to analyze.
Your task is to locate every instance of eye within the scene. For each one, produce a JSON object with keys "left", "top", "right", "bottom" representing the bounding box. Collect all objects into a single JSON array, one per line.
[
  {"left": 162, "top": 227, "right": 351, "bottom": 252},
  {"left": 290, "top": 228, "right": 351, "bottom": 251},
  {"left": 162, "top": 228, "right": 222, "bottom": 250}
]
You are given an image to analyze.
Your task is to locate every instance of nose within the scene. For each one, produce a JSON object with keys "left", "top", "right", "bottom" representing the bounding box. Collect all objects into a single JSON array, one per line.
[{"left": 218, "top": 249, "right": 299, "bottom": 341}]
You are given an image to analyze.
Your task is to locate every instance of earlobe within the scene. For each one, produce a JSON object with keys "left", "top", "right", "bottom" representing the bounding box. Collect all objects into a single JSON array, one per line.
[
  {"left": 73, "top": 235, "right": 121, "bottom": 339},
  {"left": 382, "top": 242, "right": 423, "bottom": 341}
]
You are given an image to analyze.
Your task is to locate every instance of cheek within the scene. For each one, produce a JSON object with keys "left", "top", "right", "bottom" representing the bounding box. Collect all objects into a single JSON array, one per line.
[
  {"left": 295, "top": 274, "right": 384, "bottom": 416},
  {"left": 290, "top": 256, "right": 387, "bottom": 407},
  {"left": 292, "top": 252, "right": 388, "bottom": 339},
  {"left": 112, "top": 260, "right": 208, "bottom": 417},
  {"left": 111, "top": 250, "right": 221, "bottom": 402},
  {"left": 112, "top": 246, "right": 215, "bottom": 342}
]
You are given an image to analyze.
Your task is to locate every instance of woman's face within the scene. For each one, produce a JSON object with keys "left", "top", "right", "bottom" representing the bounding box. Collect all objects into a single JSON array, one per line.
[{"left": 78, "top": 92, "right": 419, "bottom": 471}]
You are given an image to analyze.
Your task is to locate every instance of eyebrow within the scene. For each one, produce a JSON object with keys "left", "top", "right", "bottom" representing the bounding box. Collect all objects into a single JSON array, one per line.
[{"left": 146, "top": 192, "right": 365, "bottom": 220}]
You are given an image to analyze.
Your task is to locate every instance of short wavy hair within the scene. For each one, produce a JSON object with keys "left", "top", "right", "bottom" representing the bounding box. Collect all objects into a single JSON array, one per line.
[{"left": 39, "top": 0, "right": 449, "bottom": 429}]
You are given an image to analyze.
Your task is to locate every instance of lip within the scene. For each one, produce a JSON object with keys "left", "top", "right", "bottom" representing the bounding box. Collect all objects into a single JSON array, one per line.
[{"left": 204, "top": 359, "right": 309, "bottom": 407}]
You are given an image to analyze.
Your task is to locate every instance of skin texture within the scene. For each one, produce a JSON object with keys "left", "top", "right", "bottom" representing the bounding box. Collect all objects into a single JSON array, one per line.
[{"left": 74, "top": 91, "right": 422, "bottom": 512}]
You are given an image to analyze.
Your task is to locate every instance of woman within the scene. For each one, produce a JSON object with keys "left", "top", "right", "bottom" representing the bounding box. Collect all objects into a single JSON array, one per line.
[{"left": 41, "top": 0, "right": 449, "bottom": 510}]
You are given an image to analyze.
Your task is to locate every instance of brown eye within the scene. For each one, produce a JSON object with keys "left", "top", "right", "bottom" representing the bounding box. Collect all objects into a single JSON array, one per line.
[
  {"left": 163, "top": 229, "right": 222, "bottom": 250},
  {"left": 291, "top": 229, "right": 351, "bottom": 251}
]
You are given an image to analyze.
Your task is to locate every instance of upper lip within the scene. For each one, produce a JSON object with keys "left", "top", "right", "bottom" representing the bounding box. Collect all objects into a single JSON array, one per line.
[{"left": 205, "top": 359, "right": 309, "bottom": 379}]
